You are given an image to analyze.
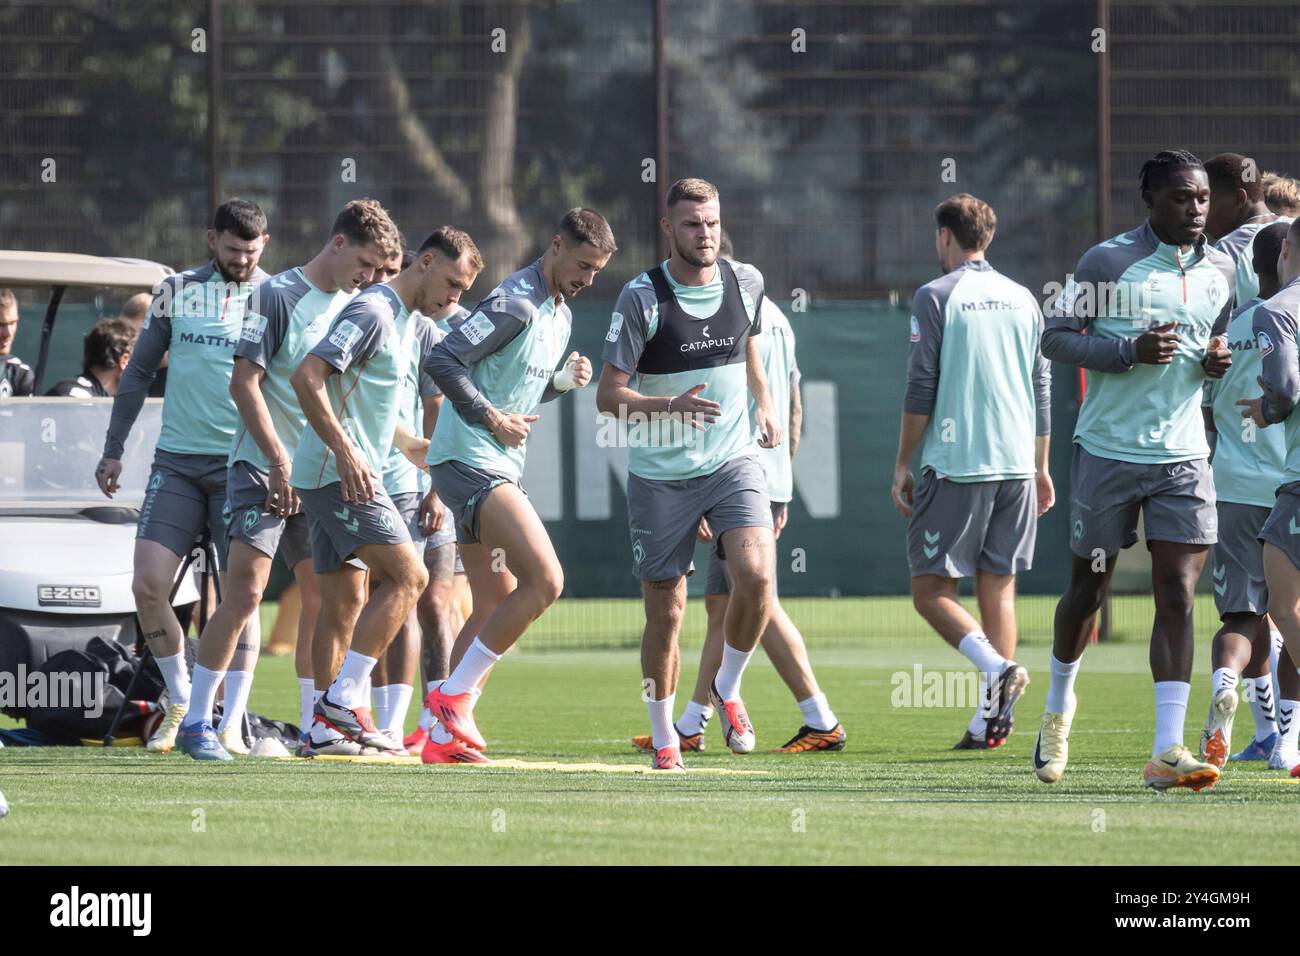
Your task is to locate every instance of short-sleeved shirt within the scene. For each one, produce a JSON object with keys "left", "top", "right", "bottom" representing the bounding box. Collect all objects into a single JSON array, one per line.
[
  {"left": 1204, "top": 298, "right": 1286, "bottom": 507},
  {"left": 754, "top": 298, "right": 798, "bottom": 502},
  {"left": 382, "top": 309, "right": 450, "bottom": 498},
  {"left": 905, "top": 260, "right": 1050, "bottom": 482},
  {"left": 424, "top": 261, "right": 573, "bottom": 482},
  {"left": 146, "top": 261, "right": 268, "bottom": 456},
  {"left": 292, "top": 284, "right": 440, "bottom": 491},
  {"left": 1049, "top": 222, "right": 1235, "bottom": 464},
  {"left": 603, "top": 258, "right": 764, "bottom": 481},
  {"left": 230, "top": 267, "right": 355, "bottom": 473}
]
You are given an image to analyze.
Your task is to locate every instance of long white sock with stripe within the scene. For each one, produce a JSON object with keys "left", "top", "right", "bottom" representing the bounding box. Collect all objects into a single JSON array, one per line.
[{"left": 1249, "top": 675, "right": 1277, "bottom": 743}]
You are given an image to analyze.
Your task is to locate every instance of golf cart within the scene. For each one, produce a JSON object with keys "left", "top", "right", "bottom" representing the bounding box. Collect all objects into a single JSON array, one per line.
[{"left": 0, "top": 251, "right": 200, "bottom": 677}]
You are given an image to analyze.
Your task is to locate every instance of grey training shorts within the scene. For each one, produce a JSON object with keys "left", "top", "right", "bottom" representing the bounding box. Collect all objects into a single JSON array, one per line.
[
  {"left": 1260, "top": 489, "right": 1300, "bottom": 576},
  {"left": 297, "top": 481, "right": 412, "bottom": 574},
  {"left": 137, "top": 449, "right": 231, "bottom": 566},
  {"left": 1068, "top": 445, "right": 1216, "bottom": 559},
  {"left": 626, "top": 455, "right": 772, "bottom": 582},
  {"left": 907, "top": 470, "right": 1036, "bottom": 578},
  {"left": 427, "top": 460, "right": 520, "bottom": 546},
  {"left": 224, "top": 460, "right": 311, "bottom": 568},
  {"left": 1213, "top": 501, "right": 1270, "bottom": 618}
]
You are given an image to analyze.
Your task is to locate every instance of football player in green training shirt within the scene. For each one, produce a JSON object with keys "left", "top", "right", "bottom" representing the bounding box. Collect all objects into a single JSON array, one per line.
[
  {"left": 599, "top": 179, "right": 782, "bottom": 770},
  {"left": 1237, "top": 218, "right": 1300, "bottom": 777},
  {"left": 1034, "top": 150, "right": 1236, "bottom": 791},
  {"left": 175, "top": 199, "right": 401, "bottom": 761},
  {"left": 1201, "top": 221, "right": 1300, "bottom": 772},
  {"left": 96, "top": 199, "right": 270, "bottom": 755},
  {"left": 293, "top": 228, "right": 482, "bottom": 757},
  {"left": 893, "top": 194, "right": 1052, "bottom": 752},
  {"left": 422, "top": 209, "right": 614, "bottom": 761},
  {"left": 634, "top": 231, "right": 846, "bottom": 756}
]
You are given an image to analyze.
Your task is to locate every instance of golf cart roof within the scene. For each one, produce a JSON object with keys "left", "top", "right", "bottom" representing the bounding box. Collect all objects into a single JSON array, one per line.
[{"left": 0, "top": 250, "right": 173, "bottom": 289}]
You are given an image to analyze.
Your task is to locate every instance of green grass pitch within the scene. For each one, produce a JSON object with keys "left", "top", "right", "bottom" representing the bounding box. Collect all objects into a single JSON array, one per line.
[{"left": 1, "top": 596, "right": 1295, "bottom": 865}]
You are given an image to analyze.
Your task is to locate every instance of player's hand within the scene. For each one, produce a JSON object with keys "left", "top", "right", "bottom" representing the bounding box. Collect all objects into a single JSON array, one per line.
[
  {"left": 395, "top": 430, "right": 430, "bottom": 470},
  {"left": 755, "top": 401, "right": 783, "bottom": 449},
  {"left": 891, "top": 464, "right": 915, "bottom": 518},
  {"left": 697, "top": 517, "right": 713, "bottom": 542},
  {"left": 566, "top": 352, "right": 592, "bottom": 388},
  {"left": 95, "top": 457, "right": 122, "bottom": 498},
  {"left": 335, "top": 443, "right": 377, "bottom": 505},
  {"left": 266, "top": 460, "right": 300, "bottom": 518},
  {"left": 419, "top": 488, "right": 446, "bottom": 535},
  {"left": 1134, "top": 322, "right": 1180, "bottom": 365},
  {"left": 1201, "top": 335, "right": 1232, "bottom": 379},
  {"left": 773, "top": 503, "right": 788, "bottom": 539},
  {"left": 491, "top": 412, "right": 539, "bottom": 448},
  {"left": 1238, "top": 380, "right": 1270, "bottom": 428},
  {"left": 671, "top": 383, "right": 721, "bottom": 431},
  {"left": 1036, "top": 470, "right": 1056, "bottom": 517}
]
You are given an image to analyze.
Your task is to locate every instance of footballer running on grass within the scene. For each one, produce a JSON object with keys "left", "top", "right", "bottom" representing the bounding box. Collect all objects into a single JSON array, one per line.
[{"left": 422, "top": 209, "right": 615, "bottom": 762}]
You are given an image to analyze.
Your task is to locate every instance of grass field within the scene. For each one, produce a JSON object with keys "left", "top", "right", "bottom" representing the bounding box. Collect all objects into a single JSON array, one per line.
[{"left": 1, "top": 596, "right": 1296, "bottom": 865}]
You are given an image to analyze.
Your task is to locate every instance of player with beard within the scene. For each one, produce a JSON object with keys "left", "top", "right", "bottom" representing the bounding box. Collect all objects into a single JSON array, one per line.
[
  {"left": 174, "top": 199, "right": 400, "bottom": 760},
  {"left": 598, "top": 179, "right": 781, "bottom": 770},
  {"left": 96, "top": 200, "right": 271, "bottom": 754}
]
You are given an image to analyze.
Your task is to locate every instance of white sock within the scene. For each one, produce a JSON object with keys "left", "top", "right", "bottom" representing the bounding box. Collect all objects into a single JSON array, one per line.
[
  {"left": 419, "top": 679, "right": 443, "bottom": 732},
  {"left": 372, "top": 685, "right": 392, "bottom": 730},
  {"left": 217, "top": 671, "right": 254, "bottom": 734},
  {"left": 1277, "top": 699, "right": 1299, "bottom": 753},
  {"left": 677, "top": 699, "right": 713, "bottom": 736},
  {"left": 1211, "top": 667, "right": 1239, "bottom": 697},
  {"left": 385, "top": 684, "right": 413, "bottom": 735},
  {"left": 359, "top": 675, "right": 371, "bottom": 709},
  {"left": 442, "top": 639, "right": 500, "bottom": 697},
  {"left": 798, "top": 692, "right": 837, "bottom": 732},
  {"left": 1249, "top": 676, "right": 1277, "bottom": 743},
  {"left": 1046, "top": 654, "right": 1081, "bottom": 715},
  {"left": 1270, "top": 629, "right": 1283, "bottom": 683},
  {"left": 647, "top": 694, "right": 679, "bottom": 750},
  {"left": 298, "top": 678, "right": 316, "bottom": 733},
  {"left": 1153, "top": 681, "right": 1190, "bottom": 755},
  {"left": 957, "top": 630, "right": 1007, "bottom": 674},
  {"left": 713, "top": 643, "right": 754, "bottom": 701},
  {"left": 329, "top": 651, "right": 378, "bottom": 709},
  {"left": 970, "top": 673, "right": 999, "bottom": 732},
  {"left": 184, "top": 664, "right": 224, "bottom": 730},
  {"left": 155, "top": 651, "right": 191, "bottom": 709}
]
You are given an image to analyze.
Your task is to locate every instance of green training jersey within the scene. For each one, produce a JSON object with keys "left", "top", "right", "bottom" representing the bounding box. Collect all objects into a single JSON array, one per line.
[
  {"left": 231, "top": 267, "right": 355, "bottom": 473},
  {"left": 1044, "top": 222, "right": 1235, "bottom": 465}
]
